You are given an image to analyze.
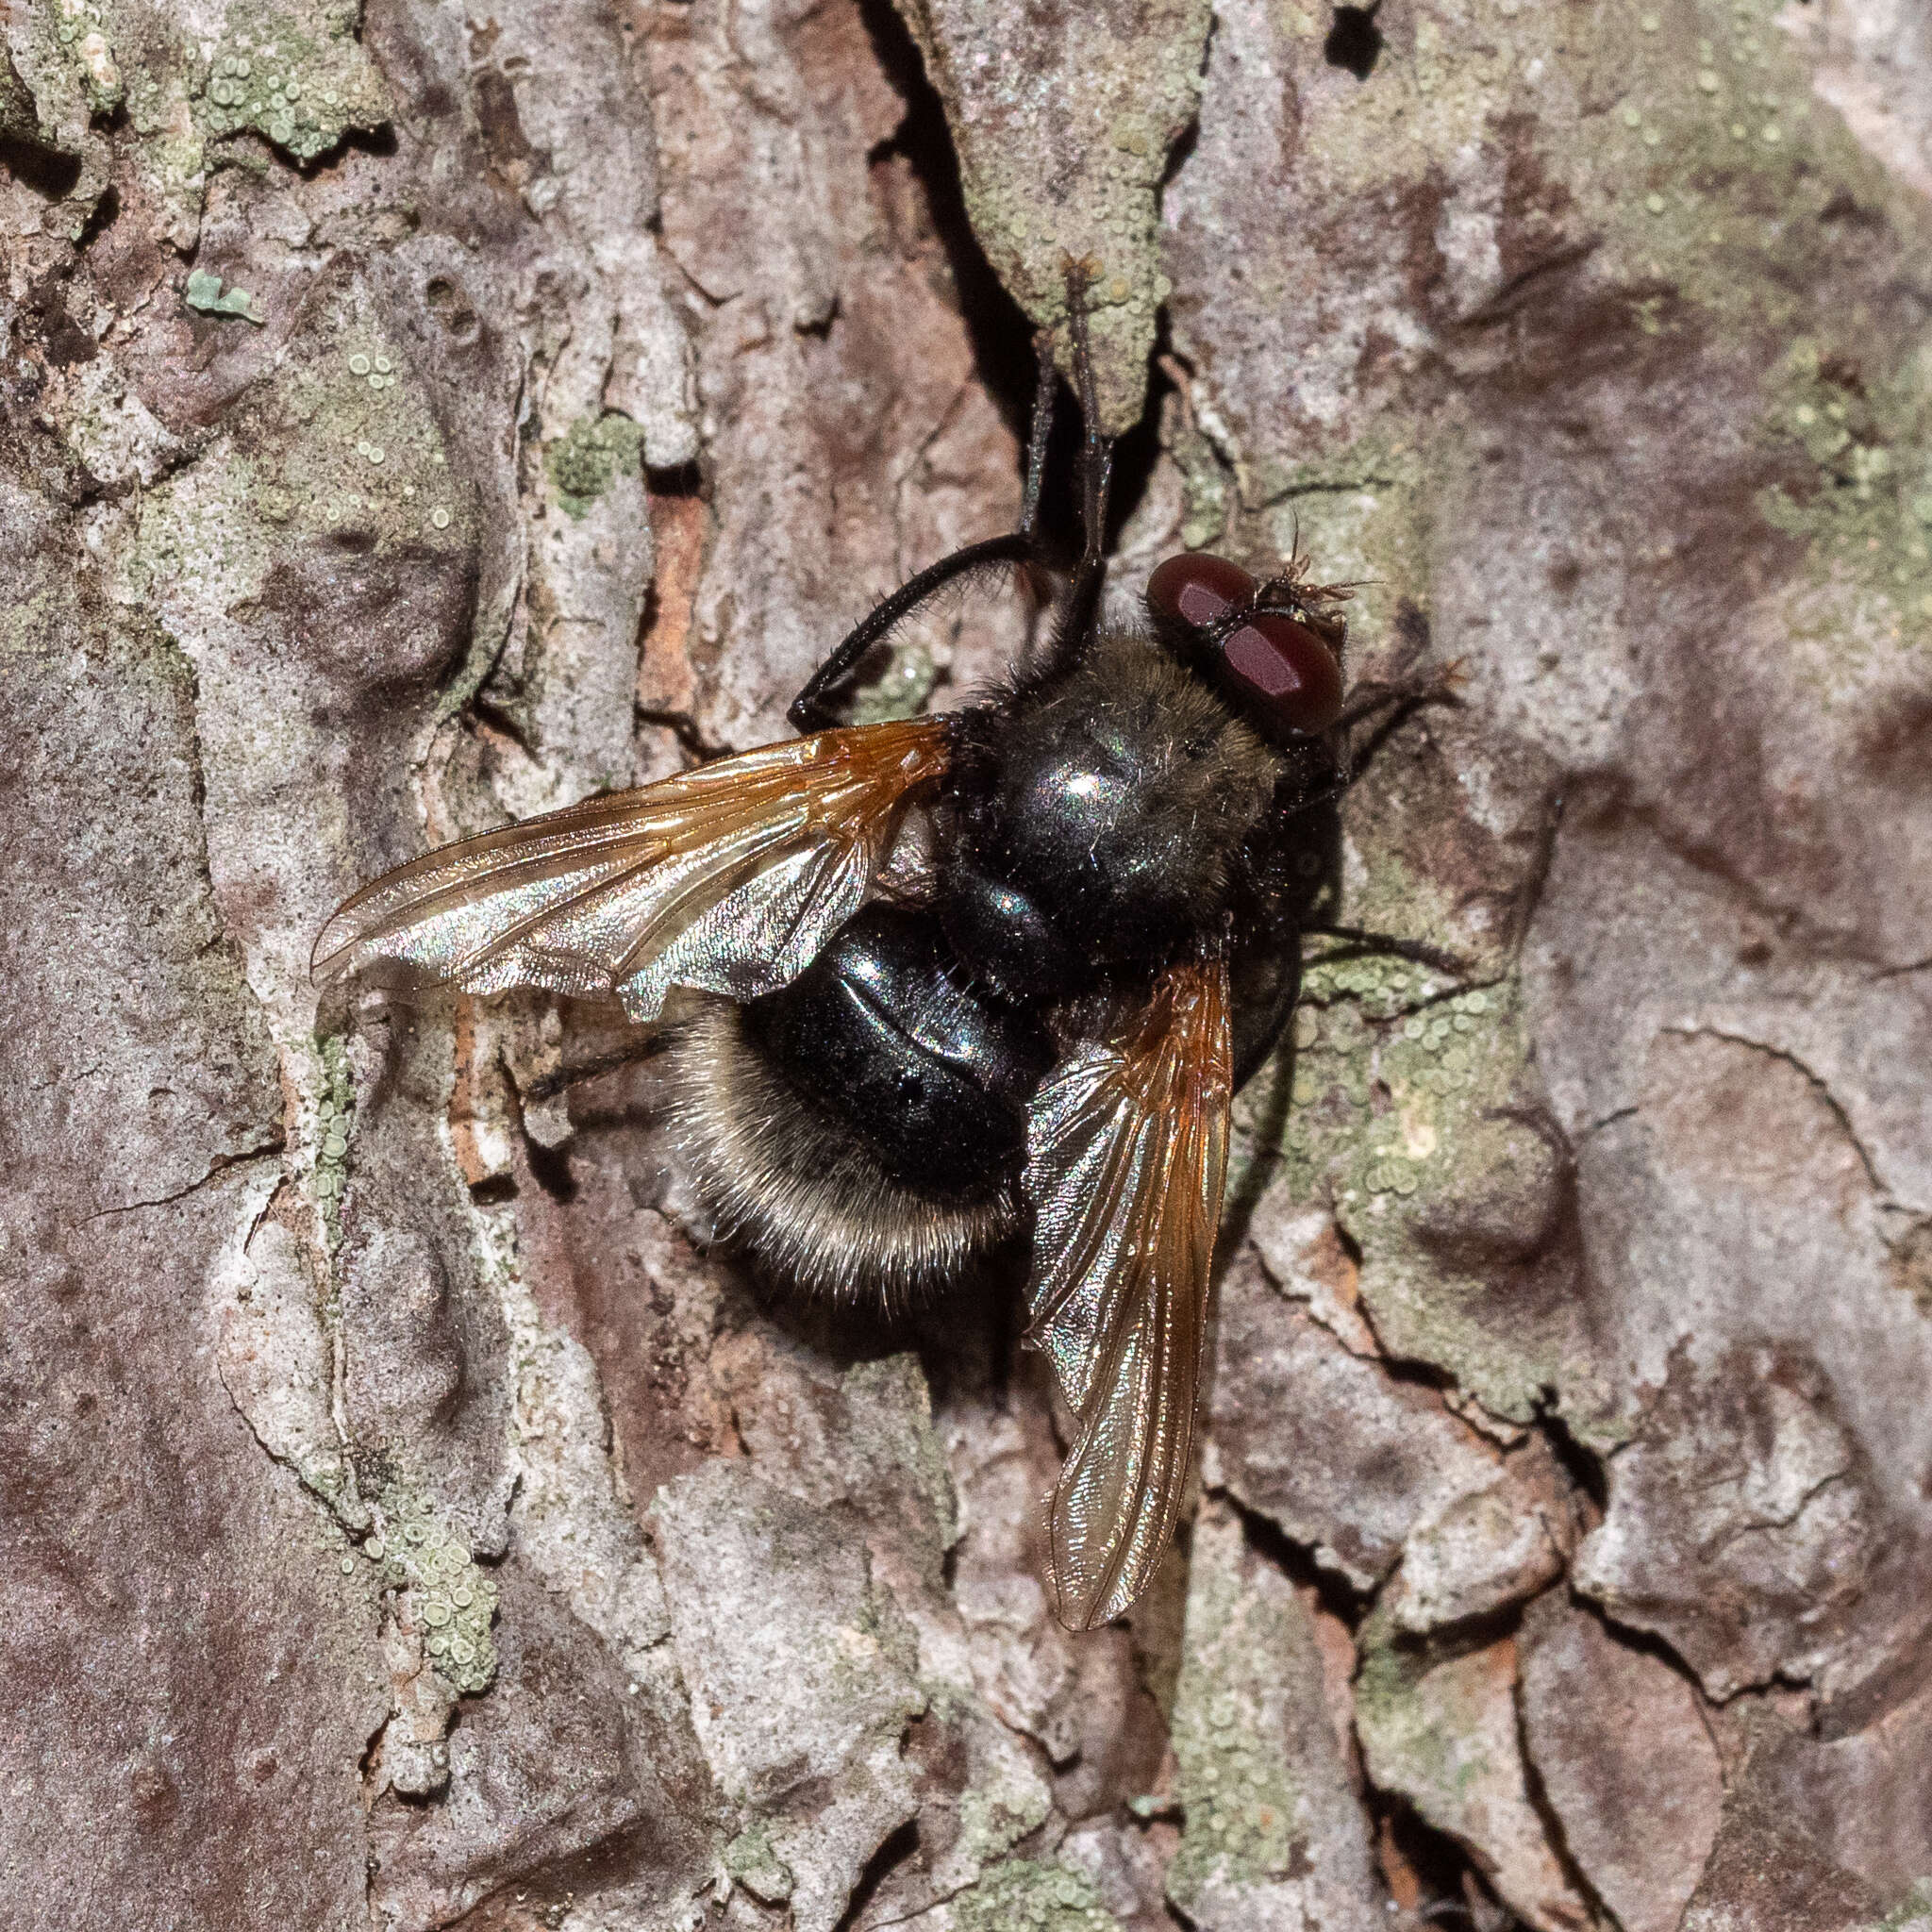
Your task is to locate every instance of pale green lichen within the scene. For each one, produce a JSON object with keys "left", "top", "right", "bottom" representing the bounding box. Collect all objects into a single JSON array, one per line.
[
  {"left": 1354, "top": 1610, "right": 1508, "bottom": 1833},
  {"left": 1590, "top": 27, "right": 1829, "bottom": 328},
  {"left": 1355, "top": 1645, "right": 1468, "bottom": 1798},
  {"left": 244, "top": 329, "right": 471, "bottom": 549},
  {"left": 49, "top": 0, "right": 123, "bottom": 113},
  {"left": 184, "top": 268, "right": 265, "bottom": 325},
  {"left": 1572, "top": 0, "right": 1932, "bottom": 476},
  {"left": 297, "top": 1451, "right": 361, "bottom": 1521},
  {"left": 956, "top": 1779, "right": 1053, "bottom": 1867},
  {"left": 1164, "top": 1550, "right": 1310, "bottom": 1907},
  {"left": 952, "top": 1858, "right": 1122, "bottom": 1932},
  {"left": 1757, "top": 337, "right": 1932, "bottom": 628},
  {"left": 845, "top": 639, "right": 937, "bottom": 725},
  {"left": 133, "top": 327, "right": 456, "bottom": 579},
  {"left": 546, "top": 410, "right": 645, "bottom": 519},
  {"left": 1242, "top": 946, "right": 1466, "bottom": 1189},
  {"left": 364, "top": 1486, "right": 500, "bottom": 1695},
  {"left": 722, "top": 1822, "right": 794, "bottom": 1907},
  {"left": 1358, "top": 995, "right": 1574, "bottom": 1417},
  {"left": 313, "top": 1033, "right": 356, "bottom": 1259},
  {"left": 1166, "top": 1694, "right": 1304, "bottom": 1900},
  {"left": 1356, "top": 1616, "right": 1441, "bottom": 1753},
  {"left": 194, "top": 4, "right": 389, "bottom": 163},
  {"left": 1351, "top": 988, "right": 1500, "bottom": 1191},
  {"left": 121, "top": 65, "right": 174, "bottom": 141},
  {"left": 1223, "top": 826, "right": 1470, "bottom": 1208}
]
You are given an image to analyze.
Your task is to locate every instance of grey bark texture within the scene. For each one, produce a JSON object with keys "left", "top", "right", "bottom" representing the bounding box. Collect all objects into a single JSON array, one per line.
[{"left": 4, "top": 0, "right": 1931, "bottom": 1927}]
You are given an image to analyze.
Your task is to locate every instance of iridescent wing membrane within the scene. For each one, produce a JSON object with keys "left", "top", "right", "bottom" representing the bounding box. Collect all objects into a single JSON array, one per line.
[
  {"left": 1022, "top": 958, "right": 1233, "bottom": 1629},
  {"left": 311, "top": 720, "right": 952, "bottom": 1020}
]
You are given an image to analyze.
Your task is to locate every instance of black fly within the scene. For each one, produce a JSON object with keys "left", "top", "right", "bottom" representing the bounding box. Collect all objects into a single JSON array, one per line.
[{"left": 315, "top": 274, "right": 1456, "bottom": 1626}]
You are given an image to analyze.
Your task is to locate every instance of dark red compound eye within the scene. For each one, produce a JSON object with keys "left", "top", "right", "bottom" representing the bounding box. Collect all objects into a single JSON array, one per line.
[
  {"left": 1146, "top": 552, "right": 1257, "bottom": 629},
  {"left": 1220, "top": 611, "right": 1344, "bottom": 734}
]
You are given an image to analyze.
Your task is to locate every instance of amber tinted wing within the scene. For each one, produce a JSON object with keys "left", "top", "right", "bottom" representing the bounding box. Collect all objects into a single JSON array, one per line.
[
  {"left": 311, "top": 719, "right": 951, "bottom": 1022},
  {"left": 1022, "top": 958, "right": 1232, "bottom": 1630}
]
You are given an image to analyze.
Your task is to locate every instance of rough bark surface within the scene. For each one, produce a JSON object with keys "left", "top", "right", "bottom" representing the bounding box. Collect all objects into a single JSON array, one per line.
[{"left": 4, "top": 1, "right": 1930, "bottom": 1928}]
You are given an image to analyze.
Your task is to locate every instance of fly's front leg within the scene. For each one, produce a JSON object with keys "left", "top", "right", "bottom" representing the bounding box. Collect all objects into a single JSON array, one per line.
[
  {"left": 1253, "top": 655, "right": 1467, "bottom": 823},
  {"left": 786, "top": 536, "right": 1037, "bottom": 734},
  {"left": 1336, "top": 658, "right": 1470, "bottom": 734},
  {"left": 787, "top": 331, "right": 1061, "bottom": 735},
  {"left": 1045, "top": 259, "right": 1115, "bottom": 667}
]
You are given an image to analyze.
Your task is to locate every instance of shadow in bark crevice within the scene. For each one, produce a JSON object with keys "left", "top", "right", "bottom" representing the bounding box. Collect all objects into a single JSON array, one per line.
[
  {"left": 854, "top": 0, "right": 1168, "bottom": 562},
  {"left": 0, "top": 133, "right": 82, "bottom": 200}
]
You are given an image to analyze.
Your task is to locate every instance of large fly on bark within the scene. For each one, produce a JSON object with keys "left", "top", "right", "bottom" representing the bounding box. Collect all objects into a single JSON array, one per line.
[{"left": 315, "top": 277, "right": 1455, "bottom": 1630}]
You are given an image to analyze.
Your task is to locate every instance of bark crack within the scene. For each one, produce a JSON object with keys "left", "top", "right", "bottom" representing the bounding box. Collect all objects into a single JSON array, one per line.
[
  {"left": 1660, "top": 1023, "right": 1898, "bottom": 1204},
  {"left": 82, "top": 1141, "right": 283, "bottom": 1222},
  {"left": 636, "top": 703, "right": 739, "bottom": 762},
  {"left": 1704, "top": 1465, "right": 1856, "bottom": 1556},
  {"left": 1874, "top": 954, "right": 1932, "bottom": 982}
]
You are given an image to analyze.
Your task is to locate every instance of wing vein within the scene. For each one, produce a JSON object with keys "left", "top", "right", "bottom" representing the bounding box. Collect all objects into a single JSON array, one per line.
[
  {"left": 1022, "top": 958, "right": 1232, "bottom": 1630},
  {"left": 311, "top": 720, "right": 951, "bottom": 1024}
]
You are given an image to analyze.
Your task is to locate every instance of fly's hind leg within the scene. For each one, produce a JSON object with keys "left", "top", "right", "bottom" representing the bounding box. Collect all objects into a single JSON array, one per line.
[{"left": 787, "top": 332, "right": 1060, "bottom": 734}]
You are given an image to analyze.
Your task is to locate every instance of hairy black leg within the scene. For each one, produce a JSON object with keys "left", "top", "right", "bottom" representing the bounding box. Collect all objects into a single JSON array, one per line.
[
  {"left": 787, "top": 332, "right": 1061, "bottom": 735},
  {"left": 787, "top": 535, "right": 1038, "bottom": 732},
  {"left": 524, "top": 1034, "right": 670, "bottom": 1104},
  {"left": 1301, "top": 924, "right": 1469, "bottom": 977},
  {"left": 1334, "top": 667, "right": 1460, "bottom": 741},
  {"left": 1335, "top": 651, "right": 1463, "bottom": 743},
  {"left": 1266, "top": 659, "right": 1466, "bottom": 830},
  {"left": 1018, "top": 326, "right": 1057, "bottom": 537},
  {"left": 1044, "top": 264, "right": 1115, "bottom": 668}
]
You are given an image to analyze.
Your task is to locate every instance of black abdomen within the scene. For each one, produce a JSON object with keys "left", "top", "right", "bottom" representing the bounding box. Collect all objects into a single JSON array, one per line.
[{"left": 744, "top": 904, "right": 1053, "bottom": 1200}]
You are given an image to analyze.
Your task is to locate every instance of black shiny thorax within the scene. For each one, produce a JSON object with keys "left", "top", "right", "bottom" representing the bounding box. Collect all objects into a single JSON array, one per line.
[{"left": 934, "top": 627, "right": 1308, "bottom": 1002}]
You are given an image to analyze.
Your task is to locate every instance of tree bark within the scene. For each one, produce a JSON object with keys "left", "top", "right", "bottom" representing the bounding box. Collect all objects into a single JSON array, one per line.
[{"left": 4, "top": 2, "right": 1931, "bottom": 1928}]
